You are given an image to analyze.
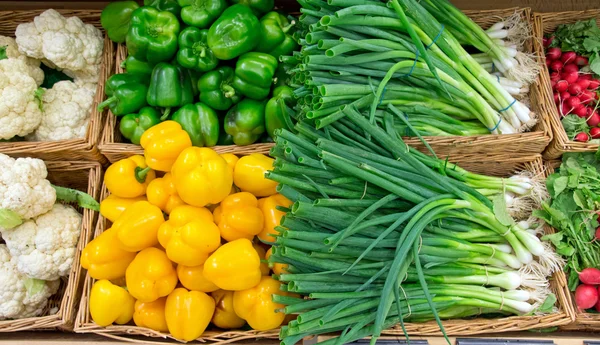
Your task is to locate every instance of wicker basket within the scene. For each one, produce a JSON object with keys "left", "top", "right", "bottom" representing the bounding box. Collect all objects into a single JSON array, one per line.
[
  {"left": 0, "top": 10, "right": 114, "bottom": 164},
  {"left": 537, "top": 10, "right": 600, "bottom": 160},
  {"left": 0, "top": 161, "right": 101, "bottom": 332},
  {"left": 74, "top": 154, "right": 574, "bottom": 342},
  {"left": 99, "top": 7, "right": 551, "bottom": 163}
]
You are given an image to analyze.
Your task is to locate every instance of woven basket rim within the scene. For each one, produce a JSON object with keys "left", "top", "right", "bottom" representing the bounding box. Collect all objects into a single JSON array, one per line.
[{"left": 0, "top": 160, "right": 101, "bottom": 332}]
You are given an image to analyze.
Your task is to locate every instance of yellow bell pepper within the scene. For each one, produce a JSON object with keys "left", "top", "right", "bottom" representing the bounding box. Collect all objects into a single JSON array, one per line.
[
  {"left": 203, "top": 238, "right": 262, "bottom": 291},
  {"left": 176, "top": 263, "right": 219, "bottom": 292},
  {"left": 220, "top": 153, "right": 239, "bottom": 174},
  {"left": 253, "top": 243, "right": 270, "bottom": 276},
  {"left": 257, "top": 194, "right": 292, "bottom": 242},
  {"left": 133, "top": 297, "right": 169, "bottom": 333},
  {"left": 81, "top": 227, "right": 137, "bottom": 280},
  {"left": 104, "top": 155, "right": 156, "bottom": 198},
  {"left": 112, "top": 201, "right": 164, "bottom": 252},
  {"left": 233, "top": 154, "right": 278, "bottom": 197},
  {"left": 157, "top": 205, "right": 221, "bottom": 266},
  {"left": 233, "top": 276, "right": 287, "bottom": 331},
  {"left": 212, "top": 192, "right": 264, "bottom": 242},
  {"left": 126, "top": 247, "right": 178, "bottom": 302},
  {"left": 211, "top": 290, "right": 245, "bottom": 329},
  {"left": 171, "top": 147, "right": 233, "bottom": 207},
  {"left": 100, "top": 194, "right": 147, "bottom": 223},
  {"left": 265, "top": 247, "right": 288, "bottom": 276},
  {"left": 146, "top": 173, "right": 185, "bottom": 214},
  {"left": 141, "top": 121, "right": 192, "bottom": 172},
  {"left": 90, "top": 280, "right": 135, "bottom": 327},
  {"left": 165, "top": 288, "right": 215, "bottom": 341}
]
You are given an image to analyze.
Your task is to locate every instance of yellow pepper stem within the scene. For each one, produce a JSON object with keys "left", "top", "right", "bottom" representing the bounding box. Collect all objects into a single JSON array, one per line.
[{"left": 135, "top": 166, "right": 152, "bottom": 184}]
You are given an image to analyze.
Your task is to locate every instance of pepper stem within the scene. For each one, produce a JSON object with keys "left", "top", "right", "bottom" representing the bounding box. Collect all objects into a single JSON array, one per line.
[
  {"left": 53, "top": 184, "right": 100, "bottom": 212},
  {"left": 120, "top": 60, "right": 126, "bottom": 69},
  {"left": 282, "top": 20, "right": 296, "bottom": 34},
  {"left": 222, "top": 85, "right": 236, "bottom": 99},
  {"left": 161, "top": 108, "right": 171, "bottom": 121},
  {"left": 97, "top": 96, "right": 116, "bottom": 112},
  {"left": 135, "top": 166, "right": 152, "bottom": 184},
  {"left": 0, "top": 208, "right": 23, "bottom": 229}
]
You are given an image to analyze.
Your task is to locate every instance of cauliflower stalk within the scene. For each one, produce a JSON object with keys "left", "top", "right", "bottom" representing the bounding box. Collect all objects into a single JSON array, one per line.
[
  {"left": 27, "top": 80, "right": 95, "bottom": 141},
  {"left": 0, "top": 35, "right": 44, "bottom": 86},
  {"left": 0, "top": 58, "right": 44, "bottom": 140},
  {"left": 15, "top": 9, "right": 104, "bottom": 84},
  {"left": 0, "top": 244, "right": 59, "bottom": 320},
  {"left": 0, "top": 153, "right": 99, "bottom": 229},
  {"left": 1, "top": 204, "right": 82, "bottom": 281}
]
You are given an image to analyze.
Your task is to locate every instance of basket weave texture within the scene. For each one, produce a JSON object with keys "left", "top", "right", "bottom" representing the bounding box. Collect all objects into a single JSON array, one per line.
[
  {"left": 100, "top": 7, "right": 551, "bottom": 162},
  {"left": 0, "top": 10, "right": 114, "bottom": 164},
  {"left": 0, "top": 161, "right": 101, "bottom": 332},
  {"left": 537, "top": 10, "right": 600, "bottom": 159}
]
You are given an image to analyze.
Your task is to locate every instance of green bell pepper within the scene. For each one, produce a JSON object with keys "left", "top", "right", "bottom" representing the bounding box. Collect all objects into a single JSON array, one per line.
[
  {"left": 177, "top": 27, "right": 218, "bottom": 72},
  {"left": 143, "top": 0, "right": 181, "bottom": 18},
  {"left": 224, "top": 98, "right": 266, "bottom": 145},
  {"left": 172, "top": 102, "right": 219, "bottom": 147},
  {"left": 218, "top": 128, "right": 234, "bottom": 145},
  {"left": 231, "top": 0, "right": 273, "bottom": 16},
  {"left": 265, "top": 85, "right": 294, "bottom": 138},
  {"left": 232, "top": 52, "right": 278, "bottom": 100},
  {"left": 273, "top": 63, "right": 291, "bottom": 88},
  {"left": 119, "top": 106, "right": 161, "bottom": 145},
  {"left": 147, "top": 62, "right": 195, "bottom": 118},
  {"left": 178, "top": 0, "right": 227, "bottom": 28},
  {"left": 198, "top": 66, "right": 241, "bottom": 111},
  {"left": 121, "top": 55, "right": 155, "bottom": 78},
  {"left": 101, "top": 1, "right": 140, "bottom": 43},
  {"left": 126, "top": 6, "right": 180, "bottom": 64},
  {"left": 98, "top": 73, "right": 149, "bottom": 115},
  {"left": 256, "top": 12, "right": 298, "bottom": 58},
  {"left": 207, "top": 4, "right": 261, "bottom": 60}
]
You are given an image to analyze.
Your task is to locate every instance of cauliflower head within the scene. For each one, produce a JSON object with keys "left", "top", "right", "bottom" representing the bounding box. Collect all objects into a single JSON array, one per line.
[
  {"left": 0, "top": 58, "right": 43, "bottom": 139},
  {"left": 0, "top": 244, "right": 60, "bottom": 320},
  {"left": 15, "top": 9, "right": 103, "bottom": 83},
  {"left": 27, "top": 81, "right": 95, "bottom": 141},
  {"left": 0, "top": 153, "right": 56, "bottom": 221},
  {"left": 0, "top": 35, "right": 44, "bottom": 86},
  {"left": 1, "top": 204, "right": 82, "bottom": 281}
]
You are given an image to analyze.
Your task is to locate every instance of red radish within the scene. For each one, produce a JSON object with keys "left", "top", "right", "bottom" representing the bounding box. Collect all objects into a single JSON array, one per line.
[
  {"left": 580, "top": 73, "right": 593, "bottom": 81},
  {"left": 576, "top": 56, "right": 589, "bottom": 66},
  {"left": 595, "top": 226, "right": 600, "bottom": 238},
  {"left": 596, "top": 291, "right": 600, "bottom": 313},
  {"left": 555, "top": 80, "right": 569, "bottom": 93},
  {"left": 543, "top": 37, "right": 552, "bottom": 47},
  {"left": 580, "top": 90, "right": 596, "bottom": 104},
  {"left": 553, "top": 92, "right": 560, "bottom": 104},
  {"left": 587, "top": 111, "right": 600, "bottom": 126},
  {"left": 569, "top": 83, "right": 583, "bottom": 95},
  {"left": 550, "top": 60, "right": 564, "bottom": 72},
  {"left": 563, "top": 71, "right": 579, "bottom": 84},
  {"left": 561, "top": 102, "right": 572, "bottom": 115},
  {"left": 546, "top": 59, "right": 552, "bottom": 68},
  {"left": 560, "top": 91, "right": 571, "bottom": 101},
  {"left": 575, "top": 132, "right": 590, "bottom": 142},
  {"left": 592, "top": 128, "right": 600, "bottom": 139},
  {"left": 561, "top": 51, "right": 577, "bottom": 64},
  {"left": 568, "top": 96, "right": 582, "bottom": 109},
  {"left": 575, "top": 284, "right": 599, "bottom": 309},
  {"left": 550, "top": 71, "right": 560, "bottom": 82},
  {"left": 589, "top": 107, "right": 595, "bottom": 116},
  {"left": 579, "top": 267, "right": 600, "bottom": 284},
  {"left": 551, "top": 79, "right": 557, "bottom": 89},
  {"left": 589, "top": 80, "right": 600, "bottom": 90},
  {"left": 563, "top": 64, "right": 579, "bottom": 73},
  {"left": 547, "top": 47, "right": 562, "bottom": 60},
  {"left": 577, "top": 79, "right": 591, "bottom": 90},
  {"left": 575, "top": 106, "right": 588, "bottom": 117}
]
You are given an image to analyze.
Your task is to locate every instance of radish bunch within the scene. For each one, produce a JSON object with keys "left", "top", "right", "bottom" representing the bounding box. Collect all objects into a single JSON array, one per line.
[
  {"left": 576, "top": 268, "right": 600, "bottom": 311},
  {"left": 545, "top": 39, "right": 600, "bottom": 142}
]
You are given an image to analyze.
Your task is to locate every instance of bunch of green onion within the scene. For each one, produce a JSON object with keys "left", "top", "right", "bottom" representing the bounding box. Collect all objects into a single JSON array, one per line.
[
  {"left": 282, "top": 0, "right": 540, "bottom": 137},
  {"left": 265, "top": 103, "right": 561, "bottom": 345}
]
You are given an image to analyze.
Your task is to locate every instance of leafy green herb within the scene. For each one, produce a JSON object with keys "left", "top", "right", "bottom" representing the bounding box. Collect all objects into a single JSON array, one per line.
[
  {"left": 534, "top": 151, "right": 600, "bottom": 291},
  {"left": 0, "top": 45, "right": 7, "bottom": 60},
  {"left": 561, "top": 114, "right": 589, "bottom": 140},
  {"left": 550, "top": 19, "right": 600, "bottom": 75}
]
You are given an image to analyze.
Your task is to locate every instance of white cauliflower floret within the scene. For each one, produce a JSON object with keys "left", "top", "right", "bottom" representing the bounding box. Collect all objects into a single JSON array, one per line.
[
  {"left": 0, "top": 153, "right": 56, "bottom": 221},
  {"left": 15, "top": 9, "right": 103, "bottom": 84},
  {"left": 0, "top": 244, "right": 60, "bottom": 320},
  {"left": 0, "top": 58, "right": 43, "bottom": 139},
  {"left": 27, "top": 81, "right": 95, "bottom": 141},
  {"left": 1, "top": 204, "right": 82, "bottom": 281},
  {"left": 0, "top": 35, "right": 44, "bottom": 86}
]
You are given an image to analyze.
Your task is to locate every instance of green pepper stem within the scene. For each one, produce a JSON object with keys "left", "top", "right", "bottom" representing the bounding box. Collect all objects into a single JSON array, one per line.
[
  {"left": 160, "top": 108, "right": 171, "bottom": 121},
  {"left": 282, "top": 20, "right": 296, "bottom": 34},
  {"left": 97, "top": 96, "right": 116, "bottom": 112},
  {"left": 135, "top": 166, "right": 151, "bottom": 184},
  {"left": 120, "top": 60, "right": 126, "bottom": 69},
  {"left": 222, "top": 85, "right": 236, "bottom": 98}
]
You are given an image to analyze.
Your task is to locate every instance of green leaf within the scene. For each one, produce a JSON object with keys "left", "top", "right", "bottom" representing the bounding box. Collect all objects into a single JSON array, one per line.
[
  {"left": 0, "top": 208, "right": 23, "bottom": 229},
  {"left": 0, "top": 45, "right": 7, "bottom": 60},
  {"left": 536, "top": 293, "right": 557, "bottom": 314},
  {"left": 553, "top": 176, "right": 569, "bottom": 197},
  {"left": 34, "top": 88, "right": 45, "bottom": 112},
  {"left": 589, "top": 53, "right": 600, "bottom": 76},
  {"left": 541, "top": 232, "right": 563, "bottom": 248},
  {"left": 557, "top": 244, "right": 576, "bottom": 257},
  {"left": 561, "top": 115, "right": 589, "bottom": 141},
  {"left": 573, "top": 189, "right": 587, "bottom": 209},
  {"left": 23, "top": 278, "right": 46, "bottom": 295},
  {"left": 492, "top": 194, "right": 514, "bottom": 226},
  {"left": 52, "top": 185, "right": 100, "bottom": 211}
]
